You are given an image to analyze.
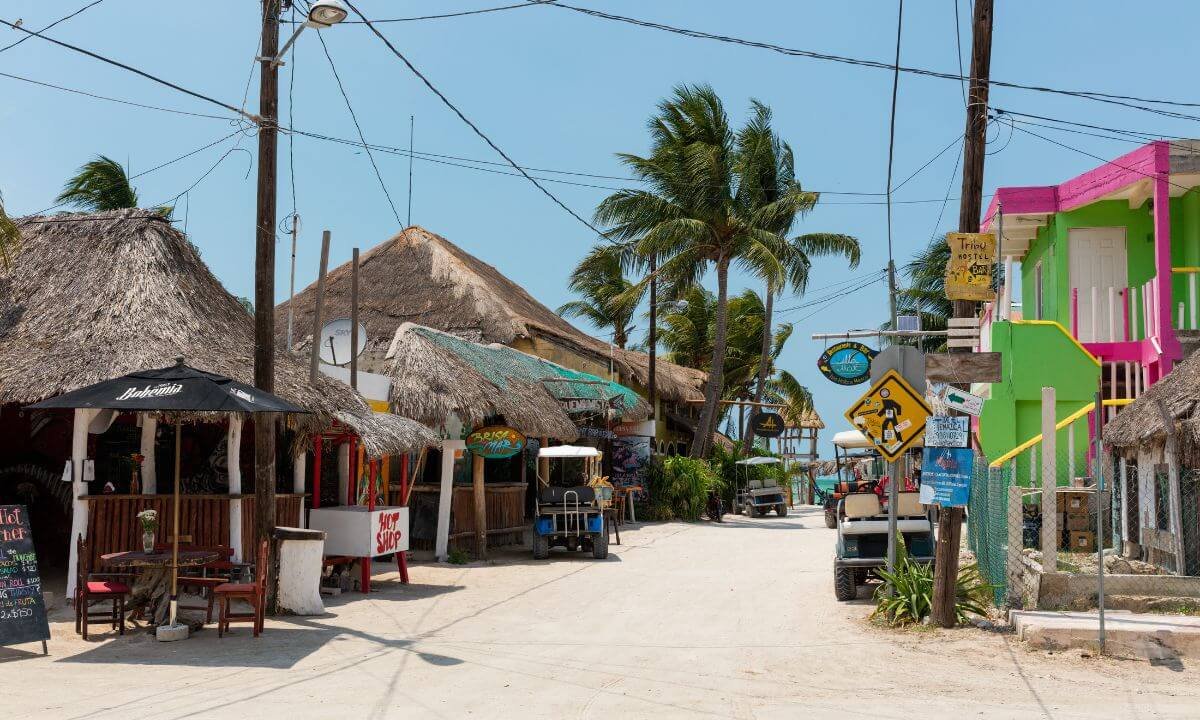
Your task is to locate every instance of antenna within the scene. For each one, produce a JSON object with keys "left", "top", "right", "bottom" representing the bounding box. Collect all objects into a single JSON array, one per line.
[
  {"left": 407, "top": 115, "right": 414, "bottom": 227},
  {"left": 318, "top": 317, "right": 367, "bottom": 366}
]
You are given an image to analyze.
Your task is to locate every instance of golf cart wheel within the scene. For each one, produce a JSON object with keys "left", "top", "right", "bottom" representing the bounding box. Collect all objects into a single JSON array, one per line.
[
  {"left": 834, "top": 564, "right": 857, "bottom": 601},
  {"left": 824, "top": 508, "right": 837, "bottom": 529},
  {"left": 591, "top": 529, "right": 609, "bottom": 559},
  {"left": 532, "top": 533, "right": 549, "bottom": 560},
  {"left": 776, "top": 503, "right": 788, "bottom": 517}
]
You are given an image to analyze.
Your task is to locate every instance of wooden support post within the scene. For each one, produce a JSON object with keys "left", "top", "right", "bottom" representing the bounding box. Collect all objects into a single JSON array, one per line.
[
  {"left": 1154, "top": 400, "right": 1188, "bottom": 573},
  {"left": 362, "top": 457, "right": 376, "bottom": 593},
  {"left": 293, "top": 450, "right": 306, "bottom": 528},
  {"left": 228, "top": 415, "right": 244, "bottom": 562},
  {"left": 139, "top": 414, "right": 157, "bottom": 494},
  {"left": 473, "top": 453, "right": 487, "bottom": 559},
  {"left": 396, "top": 453, "right": 411, "bottom": 583},
  {"left": 1041, "top": 387, "right": 1058, "bottom": 573},
  {"left": 337, "top": 441, "right": 350, "bottom": 507},
  {"left": 434, "top": 439, "right": 459, "bottom": 561},
  {"left": 381, "top": 455, "right": 391, "bottom": 506},
  {"left": 66, "top": 408, "right": 97, "bottom": 600},
  {"left": 1007, "top": 484, "right": 1023, "bottom": 607},
  {"left": 538, "top": 437, "right": 550, "bottom": 483}
]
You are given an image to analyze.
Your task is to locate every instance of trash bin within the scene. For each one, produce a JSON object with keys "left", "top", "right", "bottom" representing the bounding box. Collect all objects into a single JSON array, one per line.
[{"left": 274, "top": 526, "right": 325, "bottom": 615}]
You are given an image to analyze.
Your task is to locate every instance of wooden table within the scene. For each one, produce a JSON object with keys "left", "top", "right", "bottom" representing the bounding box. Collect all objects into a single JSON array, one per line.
[{"left": 101, "top": 550, "right": 220, "bottom": 628}]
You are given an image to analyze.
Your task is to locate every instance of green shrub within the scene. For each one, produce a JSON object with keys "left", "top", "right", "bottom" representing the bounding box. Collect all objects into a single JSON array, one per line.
[
  {"left": 447, "top": 548, "right": 469, "bottom": 565},
  {"left": 872, "top": 536, "right": 994, "bottom": 626},
  {"left": 646, "top": 456, "right": 722, "bottom": 521}
]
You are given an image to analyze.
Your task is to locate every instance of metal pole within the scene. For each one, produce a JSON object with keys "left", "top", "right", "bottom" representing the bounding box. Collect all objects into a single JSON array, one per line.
[
  {"left": 350, "top": 247, "right": 360, "bottom": 390},
  {"left": 169, "top": 417, "right": 182, "bottom": 627},
  {"left": 286, "top": 214, "right": 299, "bottom": 352},
  {"left": 308, "top": 230, "right": 331, "bottom": 384},
  {"left": 1095, "top": 389, "right": 1106, "bottom": 654},
  {"left": 406, "top": 115, "right": 414, "bottom": 227}
]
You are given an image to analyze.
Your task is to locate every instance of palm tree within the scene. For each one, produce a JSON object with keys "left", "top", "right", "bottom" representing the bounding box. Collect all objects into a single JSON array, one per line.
[
  {"left": 766, "top": 369, "right": 813, "bottom": 429},
  {"left": 557, "top": 244, "right": 639, "bottom": 349},
  {"left": 654, "top": 286, "right": 715, "bottom": 370},
  {"left": 882, "top": 237, "right": 953, "bottom": 352},
  {"left": 0, "top": 190, "right": 19, "bottom": 269},
  {"left": 56, "top": 155, "right": 140, "bottom": 211},
  {"left": 735, "top": 101, "right": 859, "bottom": 450},
  {"left": 596, "top": 85, "right": 795, "bottom": 458}
]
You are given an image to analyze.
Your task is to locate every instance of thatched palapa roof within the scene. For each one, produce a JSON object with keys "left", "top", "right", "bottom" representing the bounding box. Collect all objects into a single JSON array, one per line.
[
  {"left": 276, "top": 226, "right": 706, "bottom": 403},
  {"left": 1104, "top": 350, "right": 1200, "bottom": 449},
  {"left": 384, "top": 323, "right": 650, "bottom": 440},
  {"left": 0, "top": 210, "right": 436, "bottom": 454}
]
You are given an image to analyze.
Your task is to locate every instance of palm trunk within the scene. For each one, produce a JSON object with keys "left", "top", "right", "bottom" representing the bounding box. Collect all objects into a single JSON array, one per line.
[
  {"left": 743, "top": 279, "right": 775, "bottom": 454},
  {"left": 690, "top": 258, "right": 731, "bottom": 458}
]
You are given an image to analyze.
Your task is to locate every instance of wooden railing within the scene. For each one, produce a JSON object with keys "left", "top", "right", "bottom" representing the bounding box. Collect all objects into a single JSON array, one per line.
[
  {"left": 408, "top": 483, "right": 528, "bottom": 551},
  {"left": 84, "top": 494, "right": 303, "bottom": 571}
]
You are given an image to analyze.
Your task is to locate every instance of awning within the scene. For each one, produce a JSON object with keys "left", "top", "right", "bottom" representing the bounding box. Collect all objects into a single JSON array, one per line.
[
  {"left": 832, "top": 430, "right": 873, "bottom": 449},
  {"left": 735, "top": 456, "right": 781, "bottom": 466},
  {"left": 538, "top": 445, "right": 602, "bottom": 458}
]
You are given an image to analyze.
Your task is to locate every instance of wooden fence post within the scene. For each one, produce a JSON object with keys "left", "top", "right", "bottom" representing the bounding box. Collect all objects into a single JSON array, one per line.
[{"left": 1041, "top": 387, "right": 1057, "bottom": 573}]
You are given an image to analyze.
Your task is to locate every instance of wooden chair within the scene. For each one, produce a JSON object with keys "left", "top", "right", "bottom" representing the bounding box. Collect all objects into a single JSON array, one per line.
[
  {"left": 175, "top": 545, "right": 235, "bottom": 624},
  {"left": 74, "top": 535, "right": 130, "bottom": 640},
  {"left": 214, "top": 539, "right": 267, "bottom": 638}
]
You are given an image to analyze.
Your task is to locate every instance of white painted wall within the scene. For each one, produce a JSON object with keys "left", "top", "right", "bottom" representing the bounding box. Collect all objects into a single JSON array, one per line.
[
  {"left": 227, "top": 416, "right": 244, "bottom": 562},
  {"left": 66, "top": 408, "right": 97, "bottom": 599}
]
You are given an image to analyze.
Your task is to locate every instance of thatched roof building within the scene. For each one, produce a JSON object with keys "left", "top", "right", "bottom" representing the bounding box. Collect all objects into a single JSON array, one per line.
[
  {"left": 1104, "top": 350, "right": 1200, "bottom": 452},
  {"left": 384, "top": 323, "right": 651, "bottom": 440},
  {"left": 0, "top": 210, "right": 435, "bottom": 454},
  {"left": 276, "top": 225, "right": 706, "bottom": 404}
]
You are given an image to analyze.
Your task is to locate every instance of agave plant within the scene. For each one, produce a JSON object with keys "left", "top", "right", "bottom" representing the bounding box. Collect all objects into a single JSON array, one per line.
[{"left": 872, "top": 534, "right": 994, "bottom": 626}]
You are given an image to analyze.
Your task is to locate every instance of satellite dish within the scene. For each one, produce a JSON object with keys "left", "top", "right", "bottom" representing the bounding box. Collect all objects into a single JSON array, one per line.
[{"left": 319, "top": 318, "right": 368, "bottom": 366}]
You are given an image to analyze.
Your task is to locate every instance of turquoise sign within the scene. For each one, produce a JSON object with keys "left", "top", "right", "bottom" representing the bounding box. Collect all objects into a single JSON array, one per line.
[
  {"left": 817, "top": 341, "right": 876, "bottom": 386},
  {"left": 465, "top": 426, "right": 526, "bottom": 459}
]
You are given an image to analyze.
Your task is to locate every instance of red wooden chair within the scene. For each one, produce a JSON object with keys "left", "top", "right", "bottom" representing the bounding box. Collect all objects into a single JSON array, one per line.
[
  {"left": 214, "top": 539, "right": 267, "bottom": 637},
  {"left": 74, "top": 535, "right": 131, "bottom": 640},
  {"left": 175, "top": 545, "right": 235, "bottom": 624}
]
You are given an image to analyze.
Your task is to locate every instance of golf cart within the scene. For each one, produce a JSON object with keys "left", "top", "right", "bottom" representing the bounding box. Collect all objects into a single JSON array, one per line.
[
  {"left": 532, "top": 445, "right": 608, "bottom": 560},
  {"left": 833, "top": 490, "right": 935, "bottom": 601},
  {"left": 825, "top": 429, "right": 881, "bottom": 528},
  {"left": 733, "top": 456, "right": 787, "bottom": 517}
]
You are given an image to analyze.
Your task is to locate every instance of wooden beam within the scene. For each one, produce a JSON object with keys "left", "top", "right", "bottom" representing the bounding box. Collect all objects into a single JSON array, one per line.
[{"left": 473, "top": 454, "right": 487, "bottom": 559}]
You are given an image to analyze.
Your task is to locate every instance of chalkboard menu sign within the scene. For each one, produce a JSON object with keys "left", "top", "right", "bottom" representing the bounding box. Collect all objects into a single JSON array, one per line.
[{"left": 0, "top": 505, "right": 50, "bottom": 649}]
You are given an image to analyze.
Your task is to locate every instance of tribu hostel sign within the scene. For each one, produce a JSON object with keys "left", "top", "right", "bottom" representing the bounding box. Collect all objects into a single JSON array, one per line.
[
  {"left": 944, "top": 232, "right": 996, "bottom": 301},
  {"left": 0, "top": 505, "right": 50, "bottom": 651}
]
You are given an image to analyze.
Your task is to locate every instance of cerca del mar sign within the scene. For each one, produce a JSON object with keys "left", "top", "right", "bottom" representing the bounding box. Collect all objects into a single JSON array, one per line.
[{"left": 466, "top": 425, "right": 526, "bottom": 459}]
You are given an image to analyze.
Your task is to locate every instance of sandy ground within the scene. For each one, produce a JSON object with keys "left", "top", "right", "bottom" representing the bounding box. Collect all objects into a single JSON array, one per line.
[{"left": 5, "top": 506, "right": 1199, "bottom": 719}]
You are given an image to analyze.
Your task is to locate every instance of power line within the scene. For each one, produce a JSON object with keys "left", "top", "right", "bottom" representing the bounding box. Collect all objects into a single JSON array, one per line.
[
  {"left": 952, "top": 0, "right": 966, "bottom": 107},
  {"left": 883, "top": 0, "right": 904, "bottom": 328},
  {"left": 891, "top": 131, "right": 964, "bottom": 194},
  {"left": 294, "top": 2, "right": 551, "bottom": 23},
  {"left": 316, "top": 31, "right": 403, "bottom": 225},
  {"left": 343, "top": 1, "right": 610, "bottom": 239},
  {"left": 0, "top": 16, "right": 253, "bottom": 121},
  {"left": 0, "top": 0, "right": 105, "bottom": 54},
  {"left": 536, "top": 1, "right": 1200, "bottom": 117},
  {"left": 0, "top": 70, "right": 235, "bottom": 121}
]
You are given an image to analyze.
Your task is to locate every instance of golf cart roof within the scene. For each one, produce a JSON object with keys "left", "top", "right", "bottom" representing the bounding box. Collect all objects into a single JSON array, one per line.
[
  {"left": 832, "top": 430, "right": 873, "bottom": 449},
  {"left": 735, "top": 456, "right": 781, "bottom": 466},
  {"left": 538, "top": 445, "right": 602, "bottom": 458}
]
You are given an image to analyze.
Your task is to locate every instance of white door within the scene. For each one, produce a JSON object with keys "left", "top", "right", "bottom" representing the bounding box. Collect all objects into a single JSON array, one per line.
[{"left": 1069, "top": 227, "right": 1127, "bottom": 342}]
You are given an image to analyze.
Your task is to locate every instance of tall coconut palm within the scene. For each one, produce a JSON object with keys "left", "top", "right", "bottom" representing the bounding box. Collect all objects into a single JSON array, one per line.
[
  {"left": 0, "top": 190, "right": 19, "bottom": 269},
  {"left": 557, "top": 244, "right": 639, "bottom": 349},
  {"left": 596, "top": 85, "right": 795, "bottom": 458},
  {"left": 654, "top": 286, "right": 716, "bottom": 370},
  {"left": 735, "top": 101, "right": 860, "bottom": 450},
  {"left": 56, "top": 155, "right": 140, "bottom": 211}
]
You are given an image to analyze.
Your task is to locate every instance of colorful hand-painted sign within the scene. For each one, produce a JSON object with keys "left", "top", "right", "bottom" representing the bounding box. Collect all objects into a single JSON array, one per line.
[
  {"left": 465, "top": 425, "right": 527, "bottom": 459},
  {"left": 920, "top": 447, "right": 974, "bottom": 507},
  {"left": 944, "top": 232, "right": 997, "bottom": 301},
  {"left": 750, "top": 411, "right": 785, "bottom": 438},
  {"left": 817, "top": 341, "right": 876, "bottom": 385},
  {"left": 844, "top": 370, "right": 931, "bottom": 462}
]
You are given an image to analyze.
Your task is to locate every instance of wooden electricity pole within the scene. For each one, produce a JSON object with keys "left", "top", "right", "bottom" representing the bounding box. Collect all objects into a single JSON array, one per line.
[
  {"left": 932, "top": 0, "right": 993, "bottom": 627},
  {"left": 253, "top": 0, "right": 281, "bottom": 599}
]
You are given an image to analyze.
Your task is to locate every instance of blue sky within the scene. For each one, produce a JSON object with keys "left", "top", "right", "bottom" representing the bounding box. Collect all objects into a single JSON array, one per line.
[{"left": 4, "top": 1, "right": 1200, "bottom": 457}]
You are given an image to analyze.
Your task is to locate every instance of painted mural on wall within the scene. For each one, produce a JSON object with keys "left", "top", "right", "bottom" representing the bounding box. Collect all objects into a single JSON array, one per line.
[{"left": 611, "top": 436, "right": 650, "bottom": 499}]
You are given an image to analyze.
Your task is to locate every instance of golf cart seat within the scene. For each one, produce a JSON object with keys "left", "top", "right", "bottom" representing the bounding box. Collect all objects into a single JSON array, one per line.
[
  {"left": 839, "top": 492, "right": 928, "bottom": 535},
  {"left": 760, "top": 475, "right": 779, "bottom": 488},
  {"left": 895, "top": 492, "right": 925, "bottom": 518},
  {"left": 539, "top": 486, "right": 596, "bottom": 506},
  {"left": 747, "top": 479, "right": 763, "bottom": 490}
]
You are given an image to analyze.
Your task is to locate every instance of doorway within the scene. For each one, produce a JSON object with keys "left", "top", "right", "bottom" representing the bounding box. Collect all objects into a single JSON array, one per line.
[{"left": 1069, "top": 227, "right": 1128, "bottom": 342}]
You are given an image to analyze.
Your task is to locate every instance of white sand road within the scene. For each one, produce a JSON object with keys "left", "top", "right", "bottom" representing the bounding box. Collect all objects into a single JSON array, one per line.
[{"left": 5, "top": 506, "right": 1198, "bottom": 719}]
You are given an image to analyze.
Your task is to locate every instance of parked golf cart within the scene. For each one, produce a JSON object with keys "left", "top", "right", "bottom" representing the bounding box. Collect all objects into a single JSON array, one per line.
[
  {"left": 825, "top": 429, "right": 882, "bottom": 528},
  {"left": 532, "top": 445, "right": 609, "bottom": 560},
  {"left": 733, "top": 456, "right": 787, "bottom": 517},
  {"left": 833, "top": 490, "right": 935, "bottom": 601}
]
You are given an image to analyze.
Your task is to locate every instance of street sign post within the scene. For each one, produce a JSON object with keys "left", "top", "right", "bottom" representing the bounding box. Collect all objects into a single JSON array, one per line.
[
  {"left": 844, "top": 370, "right": 931, "bottom": 462},
  {"left": 942, "top": 387, "right": 984, "bottom": 416},
  {"left": 924, "top": 416, "right": 969, "bottom": 448}
]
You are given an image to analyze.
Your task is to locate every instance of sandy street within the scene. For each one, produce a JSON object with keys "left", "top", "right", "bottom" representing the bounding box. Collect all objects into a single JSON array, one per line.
[{"left": 6, "top": 506, "right": 1199, "bottom": 719}]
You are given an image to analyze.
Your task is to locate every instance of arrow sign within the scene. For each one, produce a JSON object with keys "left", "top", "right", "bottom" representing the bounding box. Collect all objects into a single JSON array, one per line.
[{"left": 942, "top": 387, "right": 984, "bottom": 416}]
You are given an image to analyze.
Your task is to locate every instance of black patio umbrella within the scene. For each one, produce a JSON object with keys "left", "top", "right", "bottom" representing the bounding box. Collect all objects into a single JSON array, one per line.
[{"left": 31, "top": 358, "right": 308, "bottom": 630}]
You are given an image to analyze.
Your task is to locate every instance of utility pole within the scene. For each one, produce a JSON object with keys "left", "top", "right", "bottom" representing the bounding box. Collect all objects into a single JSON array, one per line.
[
  {"left": 932, "top": 0, "right": 993, "bottom": 628},
  {"left": 253, "top": 0, "right": 282, "bottom": 601}
]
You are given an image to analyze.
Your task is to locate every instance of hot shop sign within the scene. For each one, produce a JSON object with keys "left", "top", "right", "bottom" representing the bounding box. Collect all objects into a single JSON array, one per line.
[{"left": 373, "top": 508, "right": 407, "bottom": 556}]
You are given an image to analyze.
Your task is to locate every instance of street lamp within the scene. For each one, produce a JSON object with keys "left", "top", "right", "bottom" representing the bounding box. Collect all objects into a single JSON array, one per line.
[{"left": 275, "top": 0, "right": 348, "bottom": 63}]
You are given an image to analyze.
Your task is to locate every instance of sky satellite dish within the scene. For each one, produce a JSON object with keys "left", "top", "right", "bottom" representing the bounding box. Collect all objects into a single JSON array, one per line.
[{"left": 319, "top": 318, "right": 367, "bottom": 366}]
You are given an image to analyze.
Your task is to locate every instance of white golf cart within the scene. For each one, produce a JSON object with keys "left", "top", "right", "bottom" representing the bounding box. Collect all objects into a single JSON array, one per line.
[
  {"left": 532, "top": 445, "right": 609, "bottom": 560},
  {"left": 733, "top": 456, "right": 787, "bottom": 517},
  {"left": 834, "top": 490, "right": 935, "bottom": 600}
]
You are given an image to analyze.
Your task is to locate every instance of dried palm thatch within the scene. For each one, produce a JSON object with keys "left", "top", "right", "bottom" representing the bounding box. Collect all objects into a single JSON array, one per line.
[
  {"left": 1104, "top": 350, "right": 1200, "bottom": 449},
  {"left": 276, "top": 225, "right": 706, "bottom": 403},
  {"left": 0, "top": 210, "right": 435, "bottom": 454},
  {"left": 790, "top": 407, "right": 825, "bottom": 430}
]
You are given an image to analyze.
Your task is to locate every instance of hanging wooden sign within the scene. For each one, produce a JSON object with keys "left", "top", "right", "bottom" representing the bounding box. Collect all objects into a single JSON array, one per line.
[
  {"left": 945, "top": 232, "right": 997, "bottom": 301},
  {"left": 750, "top": 411, "right": 786, "bottom": 438},
  {"left": 465, "top": 426, "right": 527, "bottom": 459}
]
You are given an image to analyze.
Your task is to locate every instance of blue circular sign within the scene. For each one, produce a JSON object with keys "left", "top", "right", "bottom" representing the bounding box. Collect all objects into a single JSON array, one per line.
[{"left": 817, "top": 341, "right": 876, "bottom": 386}]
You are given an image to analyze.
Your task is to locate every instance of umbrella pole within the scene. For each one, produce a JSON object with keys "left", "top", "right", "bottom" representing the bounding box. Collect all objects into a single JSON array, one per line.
[{"left": 169, "top": 418, "right": 182, "bottom": 627}]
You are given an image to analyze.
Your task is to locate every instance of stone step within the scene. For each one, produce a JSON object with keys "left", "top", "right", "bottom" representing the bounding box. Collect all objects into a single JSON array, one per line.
[{"left": 1011, "top": 609, "right": 1200, "bottom": 661}]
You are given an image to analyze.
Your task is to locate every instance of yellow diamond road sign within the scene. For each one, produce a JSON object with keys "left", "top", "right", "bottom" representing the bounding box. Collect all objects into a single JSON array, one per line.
[{"left": 843, "top": 369, "right": 931, "bottom": 461}]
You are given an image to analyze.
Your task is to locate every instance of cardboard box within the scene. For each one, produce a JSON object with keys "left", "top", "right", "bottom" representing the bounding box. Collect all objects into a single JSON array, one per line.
[
  {"left": 1062, "top": 491, "right": 1089, "bottom": 512},
  {"left": 1065, "top": 514, "right": 1091, "bottom": 531},
  {"left": 1069, "top": 530, "right": 1096, "bottom": 552}
]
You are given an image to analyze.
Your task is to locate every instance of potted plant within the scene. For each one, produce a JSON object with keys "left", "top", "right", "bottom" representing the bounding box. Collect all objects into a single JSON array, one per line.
[{"left": 137, "top": 509, "right": 158, "bottom": 553}]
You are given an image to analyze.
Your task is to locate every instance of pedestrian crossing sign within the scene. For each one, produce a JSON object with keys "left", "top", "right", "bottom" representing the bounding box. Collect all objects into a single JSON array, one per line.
[{"left": 843, "top": 369, "right": 931, "bottom": 461}]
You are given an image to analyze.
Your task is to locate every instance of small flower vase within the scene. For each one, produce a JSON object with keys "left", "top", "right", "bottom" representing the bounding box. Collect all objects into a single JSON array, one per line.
[{"left": 142, "top": 530, "right": 155, "bottom": 553}]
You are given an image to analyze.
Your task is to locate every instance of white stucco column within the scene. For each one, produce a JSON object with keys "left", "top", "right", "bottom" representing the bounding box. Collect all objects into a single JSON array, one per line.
[
  {"left": 434, "top": 438, "right": 465, "bottom": 561},
  {"left": 337, "top": 442, "right": 350, "bottom": 506},
  {"left": 227, "top": 415, "right": 244, "bottom": 562},
  {"left": 293, "top": 450, "right": 307, "bottom": 528},
  {"left": 67, "top": 408, "right": 98, "bottom": 599},
  {"left": 139, "top": 414, "right": 158, "bottom": 494}
]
